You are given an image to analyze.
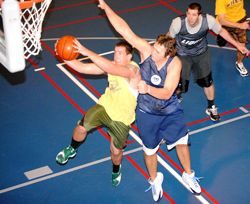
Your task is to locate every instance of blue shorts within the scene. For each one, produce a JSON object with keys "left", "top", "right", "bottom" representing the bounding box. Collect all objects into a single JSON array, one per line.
[{"left": 136, "top": 108, "right": 188, "bottom": 149}]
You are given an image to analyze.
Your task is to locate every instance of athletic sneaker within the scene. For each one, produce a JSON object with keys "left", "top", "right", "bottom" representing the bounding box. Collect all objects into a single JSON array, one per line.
[
  {"left": 146, "top": 172, "right": 164, "bottom": 202},
  {"left": 235, "top": 62, "right": 248, "bottom": 77},
  {"left": 182, "top": 171, "right": 201, "bottom": 194},
  {"left": 56, "top": 145, "right": 77, "bottom": 165},
  {"left": 206, "top": 105, "right": 220, "bottom": 121},
  {"left": 112, "top": 165, "right": 122, "bottom": 187}
]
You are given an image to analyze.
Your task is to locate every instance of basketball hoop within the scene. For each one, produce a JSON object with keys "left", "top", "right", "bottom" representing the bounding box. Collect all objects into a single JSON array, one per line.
[
  {"left": 0, "top": 0, "right": 51, "bottom": 72},
  {"left": 19, "top": 0, "right": 52, "bottom": 59}
]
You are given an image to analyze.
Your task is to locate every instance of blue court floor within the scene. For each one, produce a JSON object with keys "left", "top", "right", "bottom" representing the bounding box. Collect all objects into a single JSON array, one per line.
[{"left": 0, "top": 0, "right": 250, "bottom": 203}]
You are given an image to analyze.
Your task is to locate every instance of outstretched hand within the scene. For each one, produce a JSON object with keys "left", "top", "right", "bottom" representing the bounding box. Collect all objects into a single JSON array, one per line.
[
  {"left": 97, "top": 0, "right": 106, "bottom": 10},
  {"left": 72, "top": 39, "right": 89, "bottom": 56}
]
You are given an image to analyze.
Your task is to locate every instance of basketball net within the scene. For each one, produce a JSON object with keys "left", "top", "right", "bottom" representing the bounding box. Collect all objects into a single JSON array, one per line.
[{"left": 19, "top": 0, "right": 52, "bottom": 59}]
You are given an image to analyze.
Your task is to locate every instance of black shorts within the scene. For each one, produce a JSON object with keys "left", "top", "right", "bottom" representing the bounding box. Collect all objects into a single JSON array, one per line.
[{"left": 178, "top": 49, "right": 211, "bottom": 81}]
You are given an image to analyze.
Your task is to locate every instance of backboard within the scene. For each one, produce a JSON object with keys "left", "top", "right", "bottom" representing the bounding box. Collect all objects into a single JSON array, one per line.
[{"left": 0, "top": 0, "right": 52, "bottom": 73}]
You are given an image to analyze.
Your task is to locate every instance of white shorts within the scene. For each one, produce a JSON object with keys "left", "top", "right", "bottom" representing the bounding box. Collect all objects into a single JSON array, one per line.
[{"left": 143, "top": 134, "right": 189, "bottom": 156}]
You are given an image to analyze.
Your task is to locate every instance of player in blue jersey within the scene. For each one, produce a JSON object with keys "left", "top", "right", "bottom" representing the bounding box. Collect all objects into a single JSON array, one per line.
[
  {"left": 168, "top": 2, "right": 249, "bottom": 121},
  {"left": 98, "top": 0, "right": 202, "bottom": 201}
]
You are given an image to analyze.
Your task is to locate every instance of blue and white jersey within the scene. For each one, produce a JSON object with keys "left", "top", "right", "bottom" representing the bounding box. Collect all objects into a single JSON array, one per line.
[
  {"left": 137, "top": 56, "right": 182, "bottom": 115},
  {"left": 175, "top": 14, "right": 209, "bottom": 56}
]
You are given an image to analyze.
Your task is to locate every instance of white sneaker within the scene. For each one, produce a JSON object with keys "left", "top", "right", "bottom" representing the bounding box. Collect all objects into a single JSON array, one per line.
[
  {"left": 235, "top": 62, "right": 248, "bottom": 77},
  {"left": 205, "top": 105, "right": 220, "bottom": 121},
  {"left": 182, "top": 171, "right": 201, "bottom": 194},
  {"left": 147, "top": 172, "right": 164, "bottom": 202}
]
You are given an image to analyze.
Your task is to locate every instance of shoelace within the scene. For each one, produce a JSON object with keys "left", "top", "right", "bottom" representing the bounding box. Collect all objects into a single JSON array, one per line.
[
  {"left": 145, "top": 178, "right": 157, "bottom": 193},
  {"left": 145, "top": 184, "right": 158, "bottom": 196},
  {"left": 145, "top": 185, "right": 152, "bottom": 193},
  {"left": 192, "top": 176, "right": 203, "bottom": 187},
  {"left": 145, "top": 179, "right": 153, "bottom": 193}
]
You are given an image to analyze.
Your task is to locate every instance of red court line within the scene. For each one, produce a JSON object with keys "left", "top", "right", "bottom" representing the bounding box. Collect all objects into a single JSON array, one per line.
[
  {"left": 43, "top": 2, "right": 161, "bottom": 31},
  {"left": 159, "top": 0, "right": 183, "bottom": 15},
  {"left": 244, "top": 104, "right": 250, "bottom": 109},
  {"left": 201, "top": 189, "right": 220, "bottom": 204},
  {"left": 219, "top": 108, "right": 239, "bottom": 116},
  {"left": 68, "top": 67, "right": 102, "bottom": 97},
  {"left": 126, "top": 156, "right": 149, "bottom": 179},
  {"left": 186, "top": 117, "right": 210, "bottom": 126},
  {"left": 158, "top": 149, "right": 183, "bottom": 173},
  {"left": 131, "top": 124, "right": 139, "bottom": 132},
  {"left": 43, "top": 15, "right": 103, "bottom": 31},
  {"left": 126, "top": 139, "right": 135, "bottom": 145},
  {"left": 126, "top": 155, "right": 176, "bottom": 203},
  {"left": 186, "top": 108, "right": 239, "bottom": 126},
  {"left": 97, "top": 127, "right": 111, "bottom": 142},
  {"left": 158, "top": 147, "right": 220, "bottom": 204},
  {"left": 27, "top": 58, "right": 86, "bottom": 115}
]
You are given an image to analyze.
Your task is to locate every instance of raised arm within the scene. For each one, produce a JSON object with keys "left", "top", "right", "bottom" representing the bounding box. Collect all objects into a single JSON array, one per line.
[
  {"left": 98, "top": 0, "right": 151, "bottom": 60},
  {"left": 63, "top": 59, "right": 105, "bottom": 75},
  {"left": 73, "top": 39, "right": 137, "bottom": 79}
]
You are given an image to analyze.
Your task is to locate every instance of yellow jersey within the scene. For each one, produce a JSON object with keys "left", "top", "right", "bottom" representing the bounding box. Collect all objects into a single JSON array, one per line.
[
  {"left": 215, "top": 0, "right": 246, "bottom": 22},
  {"left": 98, "top": 61, "right": 139, "bottom": 126}
]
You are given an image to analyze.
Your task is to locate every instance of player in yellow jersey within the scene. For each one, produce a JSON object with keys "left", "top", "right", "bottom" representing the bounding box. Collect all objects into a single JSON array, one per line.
[
  {"left": 216, "top": 0, "right": 250, "bottom": 76},
  {"left": 55, "top": 40, "right": 140, "bottom": 187}
]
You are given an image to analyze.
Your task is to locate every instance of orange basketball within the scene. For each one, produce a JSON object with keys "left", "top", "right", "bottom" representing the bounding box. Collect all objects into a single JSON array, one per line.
[{"left": 56, "top": 35, "right": 79, "bottom": 60}]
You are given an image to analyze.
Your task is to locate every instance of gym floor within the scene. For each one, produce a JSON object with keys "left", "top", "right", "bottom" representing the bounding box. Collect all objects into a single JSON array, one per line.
[{"left": 0, "top": 0, "right": 250, "bottom": 203}]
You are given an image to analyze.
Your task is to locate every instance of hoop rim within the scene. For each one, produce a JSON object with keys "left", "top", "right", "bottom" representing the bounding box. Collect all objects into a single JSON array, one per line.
[{"left": 19, "top": 0, "right": 44, "bottom": 10}]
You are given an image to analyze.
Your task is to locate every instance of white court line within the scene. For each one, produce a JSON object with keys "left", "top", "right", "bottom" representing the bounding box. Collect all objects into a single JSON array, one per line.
[
  {"left": 239, "top": 106, "right": 249, "bottom": 113},
  {"left": 58, "top": 65, "right": 212, "bottom": 203},
  {"left": 207, "top": 43, "right": 237, "bottom": 51},
  {"left": 34, "top": 67, "right": 46, "bottom": 72},
  {"left": 189, "top": 113, "right": 250, "bottom": 135},
  {"left": 0, "top": 147, "right": 142, "bottom": 194}
]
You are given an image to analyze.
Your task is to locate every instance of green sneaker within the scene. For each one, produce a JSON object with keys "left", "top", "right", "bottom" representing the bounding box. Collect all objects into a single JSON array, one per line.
[
  {"left": 56, "top": 146, "right": 77, "bottom": 165},
  {"left": 112, "top": 165, "right": 122, "bottom": 187}
]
